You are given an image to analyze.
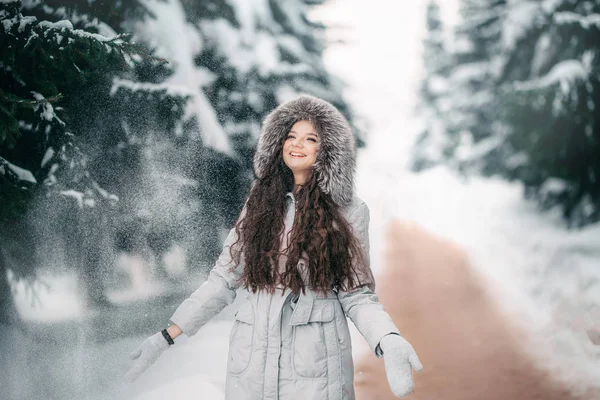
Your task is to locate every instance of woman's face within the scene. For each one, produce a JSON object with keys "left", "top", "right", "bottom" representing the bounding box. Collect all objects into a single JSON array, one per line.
[{"left": 282, "top": 120, "right": 319, "bottom": 176}]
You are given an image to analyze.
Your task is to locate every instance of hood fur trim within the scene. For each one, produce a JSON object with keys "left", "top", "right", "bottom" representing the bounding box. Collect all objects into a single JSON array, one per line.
[{"left": 253, "top": 94, "right": 356, "bottom": 208}]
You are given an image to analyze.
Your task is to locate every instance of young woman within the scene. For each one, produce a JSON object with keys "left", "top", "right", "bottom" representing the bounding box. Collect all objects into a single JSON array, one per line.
[{"left": 125, "top": 95, "right": 423, "bottom": 399}]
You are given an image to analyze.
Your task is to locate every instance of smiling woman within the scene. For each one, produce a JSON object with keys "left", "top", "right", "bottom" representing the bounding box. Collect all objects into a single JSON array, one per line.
[{"left": 125, "top": 95, "right": 423, "bottom": 400}]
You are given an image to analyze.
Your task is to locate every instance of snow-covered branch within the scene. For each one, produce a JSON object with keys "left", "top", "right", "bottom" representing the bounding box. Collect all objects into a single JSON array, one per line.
[
  {"left": 513, "top": 55, "right": 593, "bottom": 95},
  {"left": 0, "top": 156, "right": 37, "bottom": 183},
  {"left": 554, "top": 12, "right": 600, "bottom": 30}
]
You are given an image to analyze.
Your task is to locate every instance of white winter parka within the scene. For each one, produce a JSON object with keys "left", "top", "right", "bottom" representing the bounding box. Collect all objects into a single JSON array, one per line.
[{"left": 169, "top": 191, "right": 400, "bottom": 400}]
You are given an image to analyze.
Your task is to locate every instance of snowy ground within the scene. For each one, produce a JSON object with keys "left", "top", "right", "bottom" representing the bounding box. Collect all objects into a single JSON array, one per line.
[
  {"left": 4, "top": 276, "right": 242, "bottom": 400},
  {"left": 123, "top": 319, "right": 233, "bottom": 400}
]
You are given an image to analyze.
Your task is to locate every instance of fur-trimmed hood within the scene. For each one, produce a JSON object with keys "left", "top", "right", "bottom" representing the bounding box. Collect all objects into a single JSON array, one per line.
[{"left": 253, "top": 94, "right": 356, "bottom": 208}]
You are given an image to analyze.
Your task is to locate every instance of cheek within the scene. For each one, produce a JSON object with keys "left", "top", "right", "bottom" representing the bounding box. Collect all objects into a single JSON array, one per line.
[{"left": 310, "top": 146, "right": 319, "bottom": 159}]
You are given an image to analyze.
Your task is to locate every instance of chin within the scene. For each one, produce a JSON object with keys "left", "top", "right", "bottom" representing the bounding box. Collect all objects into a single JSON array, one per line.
[
  {"left": 284, "top": 159, "right": 307, "bottom": 169},
  {"left": 284, "top": 161, "right": 310, "bottom": 173}
]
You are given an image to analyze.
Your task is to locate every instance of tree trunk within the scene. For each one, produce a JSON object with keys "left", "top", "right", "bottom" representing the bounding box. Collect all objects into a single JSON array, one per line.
[
  {"left": 0, "top": 260, "right": 20, "bottom": 326},
  {"left": 71, "top": 207, "right": 114, "bottom": 309}
]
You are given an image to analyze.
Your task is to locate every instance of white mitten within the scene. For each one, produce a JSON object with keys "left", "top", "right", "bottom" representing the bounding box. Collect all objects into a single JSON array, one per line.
[
  {"left": 379, "top": 333, "right": 423, "bottom": 398},
  {"left": 125, "top": 331, "right": 171, "bottom": 382}
]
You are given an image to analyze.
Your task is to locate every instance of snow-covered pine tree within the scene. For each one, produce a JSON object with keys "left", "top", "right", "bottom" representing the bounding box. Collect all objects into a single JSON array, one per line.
[
  {"left": 495, "top": 1, "right": 600, "bottom": 226},
  {"left": 0, "top": 0, "right": 191, "bottom": 316},
  {"left": 415, "top": 0, "right": 600, "bottom": 226},
  {"left": 183, "top": 0, "right": 361, "bottom": 159},
  {"left": 412, "top": 0, "right": 452, "bottom": 172},
  {"left": 412, "top": 0, "right": 509, "bottom": 175},
  {"left": 444, "top": 0, "right": 508, "bottom": 176}
]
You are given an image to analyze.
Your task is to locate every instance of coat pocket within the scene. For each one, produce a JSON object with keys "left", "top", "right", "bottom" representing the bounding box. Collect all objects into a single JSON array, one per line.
[
  {"left": 291, "top": 300, "right": 335, "bottom": 379},
  {"left": 228, "top": 301, "right": 255, "bottom": 375}
]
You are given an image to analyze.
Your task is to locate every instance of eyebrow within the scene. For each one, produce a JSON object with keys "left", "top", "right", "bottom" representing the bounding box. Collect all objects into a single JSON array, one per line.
[{"left": 289, "top": 130, "right": 319, "bottom": 137}]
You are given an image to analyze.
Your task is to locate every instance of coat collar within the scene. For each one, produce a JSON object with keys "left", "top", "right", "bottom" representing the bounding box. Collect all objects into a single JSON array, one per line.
[{"left": 285, "top": 192, "right": 295, "bottom": 207}]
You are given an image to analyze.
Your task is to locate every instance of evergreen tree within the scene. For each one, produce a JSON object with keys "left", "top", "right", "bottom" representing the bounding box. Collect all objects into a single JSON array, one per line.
[
  {"left": 414, "top": 0, "right": 600, "bottom": 226},
  {"left": 412, "top": 0, "right": 452, "bottom": 171},
  {"left": 444, "top": 0, "right": 507, "bottom": 175},
  {"left": 0, "top": 0, "right": 190, "bottom": 320},
  {"left": 21, "top": 0, "right": 247, "bottom": 286},
  {"left": 182, "top": 0, "right": 362, "bottom": 162},
  {"left": 496, "top": 1, "right": 600, "bottom": 226}
]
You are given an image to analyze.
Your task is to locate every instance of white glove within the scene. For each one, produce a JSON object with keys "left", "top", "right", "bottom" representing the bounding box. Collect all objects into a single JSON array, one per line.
[
  {"left": 379, "top": 333, "right": 423, "bottom": 397},
  {"left": 125, "top": 331, "right": 171, "bottom": 382}
]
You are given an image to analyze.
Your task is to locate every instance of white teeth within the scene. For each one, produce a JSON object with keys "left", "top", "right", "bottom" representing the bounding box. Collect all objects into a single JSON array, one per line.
[{"left": 291, "top": 153, "right": 305, "bottom": 157}]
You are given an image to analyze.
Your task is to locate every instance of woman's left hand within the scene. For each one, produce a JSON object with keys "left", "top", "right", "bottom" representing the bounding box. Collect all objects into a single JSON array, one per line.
[{"left": 379, "top": 333, "right": 423, "bottom": 398}]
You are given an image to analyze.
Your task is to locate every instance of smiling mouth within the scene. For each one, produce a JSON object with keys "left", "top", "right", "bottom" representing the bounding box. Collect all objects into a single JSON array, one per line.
[{"left": 290, "top": 152, "right": 306, "bottom": 157}]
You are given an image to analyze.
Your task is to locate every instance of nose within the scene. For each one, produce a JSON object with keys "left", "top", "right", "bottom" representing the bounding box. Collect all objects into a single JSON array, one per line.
[{"left": 292, "top": 137, "right": 303, "bottom": 148}]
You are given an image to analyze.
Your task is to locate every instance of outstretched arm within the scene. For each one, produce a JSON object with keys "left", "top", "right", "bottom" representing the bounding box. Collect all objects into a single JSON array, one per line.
[
  {"left": 336, "top": 200, "right": 400, "bottom": 355},
  {"left": 125, "top": 205, "right": 247, "bottom": 383},
  {"left": 336, "top": 200, "right": 423, "bottom": 398},
  {"left": 168, "top": 205, "right": 248, "bottom": 336}
]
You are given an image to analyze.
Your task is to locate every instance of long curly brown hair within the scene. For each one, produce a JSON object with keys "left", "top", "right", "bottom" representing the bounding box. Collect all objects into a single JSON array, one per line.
[{"left": 228, "top": 150, "right": 370, "bottom": 295}]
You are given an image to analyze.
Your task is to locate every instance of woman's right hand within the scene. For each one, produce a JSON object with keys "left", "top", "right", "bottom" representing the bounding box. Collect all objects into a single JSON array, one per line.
[{"left": 125, "top": 331, "right": 171, "bottom": 382}]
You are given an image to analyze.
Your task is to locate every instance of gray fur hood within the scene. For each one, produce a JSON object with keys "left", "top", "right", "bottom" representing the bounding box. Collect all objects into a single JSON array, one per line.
[{"left": 253, "top": 94, "right": 356, "bottom": 208}]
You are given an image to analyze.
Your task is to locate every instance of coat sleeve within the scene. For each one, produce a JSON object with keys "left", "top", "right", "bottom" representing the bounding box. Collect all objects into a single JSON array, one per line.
[
  {"left": 336, "top": 200, "right": 401, "bottom": 357},
  {"left": 168, "top": 205, "right": 247, "bottom": 336}
]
